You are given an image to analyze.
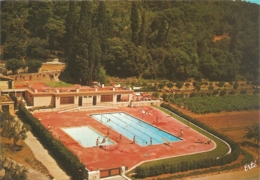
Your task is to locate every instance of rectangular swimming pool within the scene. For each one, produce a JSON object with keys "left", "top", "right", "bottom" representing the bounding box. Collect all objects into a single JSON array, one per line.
[
  {"left": 91, "top": 112, "right": 181, "bottom": 146},
  {"left": 62, "top": 126, "right": 115, "bottom": 148}
]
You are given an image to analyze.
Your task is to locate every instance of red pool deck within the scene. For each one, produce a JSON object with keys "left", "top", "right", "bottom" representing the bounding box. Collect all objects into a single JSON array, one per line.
[{"left": 33, "top": 106, "right": 215, "bottom": 171}]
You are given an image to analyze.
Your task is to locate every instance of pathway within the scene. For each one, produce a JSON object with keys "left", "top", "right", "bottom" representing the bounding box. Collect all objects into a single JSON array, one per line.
[{"left": 24, "top": 131, "right": 70, "bottom": 180}]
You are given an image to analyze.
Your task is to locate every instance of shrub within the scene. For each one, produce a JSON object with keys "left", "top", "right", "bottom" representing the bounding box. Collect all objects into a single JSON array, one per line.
[
  {"left": 229, "top": 90, "right": 236, "bottom": 95},
  {"left": 208, "top": 85, "right": 214, "bottom": 91},
  {"left": 195, "top": 84, "right": 201, "bottom": 91},
  {"left": 217, "top": 81, "right": 225, "bottom": 88},
  {"left": 161, "top": 93, "right": 169, "bottom": 102},
  {"left": 185, "top": 83, "right": 190, "bottom": 88},
  {"left": 220, "top": 89, "right": 227, "bottom": 96},
  {"left": 212, "top": 90, "right": 219, "bottom": 96},
  {"left": 189, "top": 92, "right": 197, "bottom": 98},
  {"left": 253, "top": 89, "right": 260, "bottom": 94},
  {"left": 152, "top": 92, "right": 160, "bottom": 98},
  {"left": 240, "top": 89, "right": 247, "bottom": 94}
]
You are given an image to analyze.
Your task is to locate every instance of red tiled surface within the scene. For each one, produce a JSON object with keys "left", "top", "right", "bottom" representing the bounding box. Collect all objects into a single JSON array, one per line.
[{"left": 33, "top": 107, "right": 215, "bottom": 171}]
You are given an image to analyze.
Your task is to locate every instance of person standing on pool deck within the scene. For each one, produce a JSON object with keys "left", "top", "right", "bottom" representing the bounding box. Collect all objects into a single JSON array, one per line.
[
  {"left": 150, "top": 137, "right": 152, "bottom": 145},
  {"left": 96, "top": 138, "right": 99, "bottom": 147},
  {"left": 119, "top": 134, "right": 122, "bottom": 141},
  {"left": 133, "top": 135, "right": 136, "bottom": 143},
  {"left": 180, "top": 129, "right": 183, "bottom": 136}
]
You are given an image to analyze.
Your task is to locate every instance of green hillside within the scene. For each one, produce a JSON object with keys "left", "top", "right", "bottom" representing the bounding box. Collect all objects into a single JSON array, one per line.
[{"left": 1, "top": 1, "right": 259, "bottom": 84}]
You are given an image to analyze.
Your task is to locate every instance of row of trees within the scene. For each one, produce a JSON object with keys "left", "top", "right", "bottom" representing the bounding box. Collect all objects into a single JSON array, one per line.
[
  {"left": 1, "top": 1, "right": 259, "bottom": 83},
  {"left": 5, "top": 58, "right": 42, "bottom": 74}
]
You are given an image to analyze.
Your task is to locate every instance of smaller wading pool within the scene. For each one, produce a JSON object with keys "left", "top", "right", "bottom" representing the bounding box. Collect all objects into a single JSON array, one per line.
[{"left": 62, "top": 126, "right": 115, "bottom": 148}]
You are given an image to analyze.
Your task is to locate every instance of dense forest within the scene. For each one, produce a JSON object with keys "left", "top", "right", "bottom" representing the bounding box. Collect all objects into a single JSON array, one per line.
[{"left": 1, "top": 1, "right": 259, "bottom": 85}]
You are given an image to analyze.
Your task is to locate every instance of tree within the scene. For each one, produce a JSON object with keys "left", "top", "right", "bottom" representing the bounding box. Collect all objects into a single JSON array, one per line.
[
  {"left": 152, "top": 92, "right": 159, "bottom": 98},
  {"left": 130, "top": 2, "right": 139, "bottom": 46},
  {"left": 0, "top": 156, "right": 27, "bottom": 180},
  {"left": 97, "top": 66, "right": 107, "bottom": 85},
  {"left": 185, "top": 82, "right": 190, "bottom": 89},
  {"left": 176, "top": 81, "right": 184, "bottom": 90},
  {"left": 138, "top": 10, "right": 146, "bottom": 46},
  {"left": 208, "top": 84, "right": 214, "bottom": 91},
  {"left": 27, "top": 60, "right": 42, "bottom": 73},
  {"left": 64, "top": 1, "right": 79, "bottom": 59},
  {"left": 195, "top": 83, "right": 201, "bottom": 91},
  {"left": 25, "top": 1, "right": 66, "bottom": 59},
  {"left": 243, "top": 124, "right": 260, "bottom": 144},
  {"left": 167, "top": 82, "right": 174, "bottom": 90},
  {"left": 158, "top": 82, "right": 165, "bottom": 90},
  {"left": 219, "top": 89, "right": 227, "bottom": 96},
  {"left": 95, "top": 1, "right": 114, "bottom": 54},
  {"left": 217, "top": 81, "right": 225, "bottom": 89},
  {"left": 0, "top": 111, "right": 30, "bottom": 149},
  {"left": 88, "top": 30, "right": 102, "bottom": 84},
  {"left": 67, "top": 1, "right": 94, "bottom": 85},
  {"left": 5, "top": 59, "right": 25, "bottom": 74},
  {"left": 233, "top": 81, "right": 239, "bottom": 89},
  {"left": 1, "top": 1, "right": 28, "bottom": 60},
  {"left": 26, "top": 38, "right": 49, "bottom": 59}
]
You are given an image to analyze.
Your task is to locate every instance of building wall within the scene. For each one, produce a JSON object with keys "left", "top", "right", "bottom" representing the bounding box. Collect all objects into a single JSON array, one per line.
[
  {"left": 0, "top": 81, "right": 8, "bottom": 90},
  {"left": 0, "top": 103, "right": 14, "bottom": 114},
  {"left": 34, "top": 96, "right": 53, "bottom": 107},
  {"left": 55, "top": 96, "right": 78, "bottom": 109},
  {"left": 82, "top": 95, "right": 93, "bottom": 106}
]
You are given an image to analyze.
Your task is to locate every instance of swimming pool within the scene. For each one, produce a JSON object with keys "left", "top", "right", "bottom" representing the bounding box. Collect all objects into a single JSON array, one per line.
[
  {"left": 62, "top": 126, "right": 115, "bottom": 148},
  {"left": 91, "top": 112, "right": 181, "bottom": 146}
]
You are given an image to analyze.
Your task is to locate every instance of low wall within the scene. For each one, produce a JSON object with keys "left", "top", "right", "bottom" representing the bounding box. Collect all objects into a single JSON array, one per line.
[
  {"left": 130, "top": 100, "right": 161, "bottom": 107},
  {"left": 8, "top": 70, "right": 61, "bottom": 82}
]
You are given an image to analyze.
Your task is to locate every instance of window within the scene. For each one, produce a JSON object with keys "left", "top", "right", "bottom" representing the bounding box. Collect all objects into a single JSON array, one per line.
[
  {"left": 101, "top": 95, "right": 113, "bottom": 102},
  {"left": 84, "top": 96, "right": 92, "bottom": 98},
  {"left": 60, "top": 97, "right": 74, "bottom": 104}
]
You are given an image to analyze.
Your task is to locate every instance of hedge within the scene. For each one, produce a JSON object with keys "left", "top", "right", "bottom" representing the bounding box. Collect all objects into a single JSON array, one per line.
[
  {"left": 18, "top": 105, "right": 87, "bottom": 179},
  {"left": 156, "top": 149, "right": 254, "bottom": 180},
  {"left": 133, "top": 103, "right": 240, "bottom": 178}
]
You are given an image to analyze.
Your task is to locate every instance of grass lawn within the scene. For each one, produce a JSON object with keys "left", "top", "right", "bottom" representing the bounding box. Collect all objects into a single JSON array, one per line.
[
  {"left": 44, "top": 81, "right": 73, "bottom": 87},
  {"left": 129, "top": 106, "right": 230, "bottom": 170}
]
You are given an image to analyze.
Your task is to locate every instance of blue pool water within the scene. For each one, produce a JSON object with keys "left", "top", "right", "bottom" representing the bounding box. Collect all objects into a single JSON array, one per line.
[
  {"left": 91, "top": 112, "right": 181, "bottom": 146},
  {"left": 62, "top": 126, "right": 114, "bottom": 148}
]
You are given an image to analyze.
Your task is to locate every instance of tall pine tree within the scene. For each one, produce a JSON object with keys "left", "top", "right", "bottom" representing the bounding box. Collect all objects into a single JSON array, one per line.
[{"left": 130, "top": 2, "right": 139, "bottom": 46}]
